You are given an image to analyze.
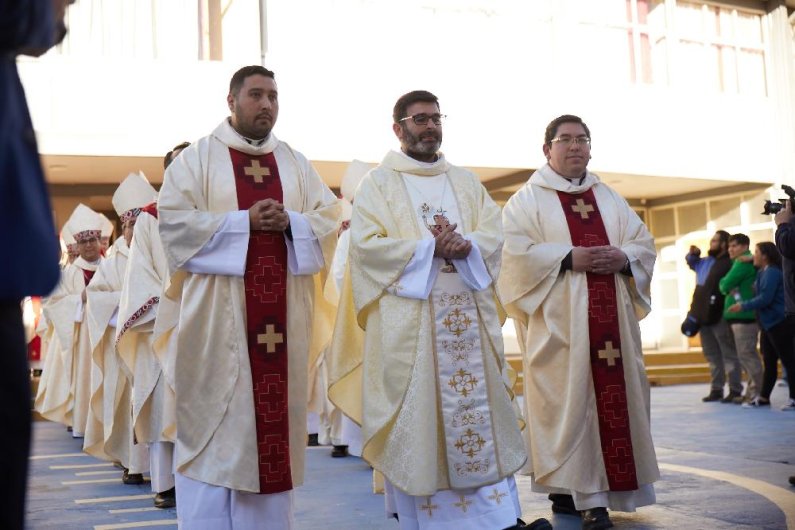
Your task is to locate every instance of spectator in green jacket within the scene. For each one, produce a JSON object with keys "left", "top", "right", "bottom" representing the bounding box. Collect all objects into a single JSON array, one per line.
[{"left": 719, "top": 233, "right": 763, "bottom": 403}]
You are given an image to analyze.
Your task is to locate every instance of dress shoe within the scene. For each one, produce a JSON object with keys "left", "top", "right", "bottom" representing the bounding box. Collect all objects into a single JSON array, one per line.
[
  {"left": 122, "top": 469, "right": 144, "bottom": 485},
  {"left": 549, "top": 493, "right": 579, "bottom": 516},
  {"left": 331, "top": 445, "right": 349, "bottom": 458},
  {"left": 720, "top": 391, "right": 742, "bottom": 404},
  {"left": 581, "top": 507, "right": 613, "bottom": 530},
  {"left": 307, "top": 433, "right": 319, "bottom": 447},
  {"left": 504, "top": 518, "right": 553, "bottom": 530},
  {"left": 701, "top": 390, "right": 723, "bottom": 402},
  {"left": 789, "top": 476, "right": 795, "bottom": 486},
  {"left": 154, "top": 487, "right": 176, "bottom": 509}
]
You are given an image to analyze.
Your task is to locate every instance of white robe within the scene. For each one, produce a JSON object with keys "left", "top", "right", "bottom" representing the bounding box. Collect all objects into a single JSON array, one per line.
[
  {"left": 499, "top": 164, "right": 659, "bottom": 511},
  {"left": 157, "top": 119, "right": 340, "bottom": 493},
  {"left": 84, "top": 238, "right": 129, "bottom": 460}
]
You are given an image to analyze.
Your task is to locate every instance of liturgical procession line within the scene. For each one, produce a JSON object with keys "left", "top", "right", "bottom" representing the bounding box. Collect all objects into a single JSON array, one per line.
[
  {"left": 94, "top": 520, "right": 177, "bottom": 530},
  {"left": 51, "top": 462, "right": 115, "bottom": 470},
  {"left": 30, "top": 452, "right": 88, "bottom": 460},
  {"left": 75, "top": 494, "right": 155, "bottom": 505}
]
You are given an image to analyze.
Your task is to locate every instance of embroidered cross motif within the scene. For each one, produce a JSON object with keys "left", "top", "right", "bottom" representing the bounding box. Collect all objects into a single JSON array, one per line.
[
  {"left": 572, "top": 198, "right": 595, "bottom": 219},
  {"left": 448, "top": 369, "right": 478, "bottom": 398},
  {"left": 598, "top": 341, "right": 621, "bottom": 366},
  {"left": 454, "top": 428, "right": 487, "bottom": 458},
  {"left": 419, "top": 497, "right": 438, "bottom": 517},
  {"left": 257, "top": 324, "right": 284, "bottom": 353},
  {"left": 244, "top": 160, "right": 271, "bottom": 183},
  {"left": 454, "top": 495, "right": 472, "bottom": 513},
  {"left": 488, "top": 488, "right": 508, "bottom": 504},
  {"left": 442, "top": 309, "right": 473, "bottom": 337}
]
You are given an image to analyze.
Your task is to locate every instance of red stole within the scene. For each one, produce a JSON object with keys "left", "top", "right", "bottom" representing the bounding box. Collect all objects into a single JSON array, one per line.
[
  {"left": 82, "top": 268, "right": 95, "bottom": 286},
  {"left": 229, "top": 147, "right": 292, "bottom": 494},
  {"left": 556, "top": 188, "right": 639, "bottom": 492}
]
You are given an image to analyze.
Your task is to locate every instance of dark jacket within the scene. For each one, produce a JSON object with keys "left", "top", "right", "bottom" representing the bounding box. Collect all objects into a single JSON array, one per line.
[
  {"left": 0, "top": 0, "right": 62, "bottom": 300},
  {"left": 740, "top": 266, "right": 785, "bottom": 331},
  {"left": 689, "top": 253, "right": 732, "bottom": 325},
  {"left": 775, "top": 221, "right": 795, "bottom": 315}
]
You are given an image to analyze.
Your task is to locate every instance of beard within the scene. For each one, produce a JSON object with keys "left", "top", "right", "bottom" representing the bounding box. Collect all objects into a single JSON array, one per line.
[
  {"left": 707, "top": 247, "right": 721, "bottom": 257},
  {"left": 401, "top": 126, "right": 441, "bottom": 159},
  {"left": 234, "top": 102, "right": 274, "bottom": 140}
]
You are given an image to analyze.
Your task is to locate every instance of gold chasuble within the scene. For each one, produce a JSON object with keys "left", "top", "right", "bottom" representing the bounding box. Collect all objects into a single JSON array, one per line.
[
  {"left": 556, "top": 189, "right": 637, "bottom": 491},
  {"left": 229, "top": 148, "right": 292, "bottom": 493},
  {"left": 157, "top": 119, "right": 339, "bottom": 493}
]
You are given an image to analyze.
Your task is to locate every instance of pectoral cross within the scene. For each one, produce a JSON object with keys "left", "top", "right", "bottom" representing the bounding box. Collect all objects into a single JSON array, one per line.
[
  {"left": 257, "top": 324, "right": 284, "bottom": 353},
  {"left": 598, "top": 341, "right": 621, "bottom": 366},
  {"left": 245, "top": 160, "right": 271, "bottom": 184},
  {"left": 572, "top": 198, "right": 595, "bottom": 219}
]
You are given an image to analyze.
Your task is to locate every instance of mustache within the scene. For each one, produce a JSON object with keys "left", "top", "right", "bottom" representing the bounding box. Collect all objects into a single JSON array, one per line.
[{"left": 256, "top": 112, "right": 273, "bottom": 120}]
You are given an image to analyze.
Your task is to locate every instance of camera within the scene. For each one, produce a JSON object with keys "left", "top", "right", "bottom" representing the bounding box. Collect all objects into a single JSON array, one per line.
[{"left": 762, "top": 184, "right": 795, "bottom": 215}]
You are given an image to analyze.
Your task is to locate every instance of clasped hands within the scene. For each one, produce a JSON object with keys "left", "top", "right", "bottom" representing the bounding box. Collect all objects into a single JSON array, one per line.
[
  {"left": 571, "top": 245, "right": 627, "bottom": 275},
  {"left": 433, "top": 223, "right": 471, "bottom": 260},
  {"left": 249, "top": 199, "right": 289, "bottom": 232}
]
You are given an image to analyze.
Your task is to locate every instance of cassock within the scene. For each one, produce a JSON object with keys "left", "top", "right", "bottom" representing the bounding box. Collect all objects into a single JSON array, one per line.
[
  {"left": 328, "top": 150, "right": 526, "bottom": 529},
  {"left": 35, "top": 255, "right": 100, "bottom": 434},
  {"left": 157, "top": 119, "right": 339, "bottom": 516},
  {"left": 499, "top": 164, "right": 659, "bottom": 512},
  {"left": 117, "top": 210, "right": 177, "bottom": 493}
]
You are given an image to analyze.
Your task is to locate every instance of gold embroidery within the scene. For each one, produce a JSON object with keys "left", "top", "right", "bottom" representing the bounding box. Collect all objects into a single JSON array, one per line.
[
  {"left": 571, "top": 198, "right": 595, "bottom": 219},
  {"left": 488, "top": 488, "right": 508, "bottom": 505},
  {"left": 452, "top": 399, "right": 486, "bottom": 427},
  {"left": 598, "top": 341, "right": 621, "bottom": 366},
  {"left": 257, "top": 324, "right": 283, "bottom": 353},
  {"left": 441, "top": 338, "right": 475, "bottom": 365},
  {"left": 244, "top": 160, "right": 271, "bottom": 183},
  {"left": 454, "top": 428, "right": 487, "bottom": 458},
  {"left": 419, "top": 497, "right": 438, "bottom": 517},
  {"left": 442, "top": 308, "right": 473, "bottom": 337},
  {"left": 448, "top": 369, "right": 478, "bottom": 397},
  {"left": 453, "top": 495, "right": 472, "bottom": 513},
  {"left": 454, "top": 459, "right": 490, "bottom": 476},
  {"left": 440, "top": 291, "right": 472, "bottom": 307}
]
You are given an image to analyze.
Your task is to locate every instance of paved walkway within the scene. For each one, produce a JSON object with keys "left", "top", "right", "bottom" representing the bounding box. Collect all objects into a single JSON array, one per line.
[{"left": 27, "top": 383, "right": 795, "bottom": 529}]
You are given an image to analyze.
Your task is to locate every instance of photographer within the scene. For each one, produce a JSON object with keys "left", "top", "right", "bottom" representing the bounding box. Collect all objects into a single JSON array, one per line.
[{"left": 775, "top": 201, "right": 795, "bottom": 317}]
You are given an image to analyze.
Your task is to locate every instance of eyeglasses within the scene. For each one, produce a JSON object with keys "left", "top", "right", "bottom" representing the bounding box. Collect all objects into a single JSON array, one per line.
[
  {"left": 550, "top": 136, "right": 591, "bottom": 147},
  {"left": 398, "top": 113, "right": 446, "bottom": 126}
]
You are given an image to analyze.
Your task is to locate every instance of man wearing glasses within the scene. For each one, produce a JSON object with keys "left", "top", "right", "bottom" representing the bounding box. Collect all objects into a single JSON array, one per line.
[
  {"left": 499, "top": 115, "right": 659, "bottom": 530},
  {"left": 329, "top": 90, "right": 551, "bottom": 530}
]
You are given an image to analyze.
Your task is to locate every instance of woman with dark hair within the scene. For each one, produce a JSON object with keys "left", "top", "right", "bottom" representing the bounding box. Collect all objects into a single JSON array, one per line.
[{"left": 729, "top": 242, "right": 795, "bottom": 409}]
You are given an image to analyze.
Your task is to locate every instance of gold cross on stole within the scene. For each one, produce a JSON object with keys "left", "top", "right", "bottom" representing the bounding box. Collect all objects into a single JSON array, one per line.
[
  {"left": 572, "top": 198, "right": 595, "bottom": 219},
  {"left": 598, "top": 341, "right": 621, "bottom": 366},
  {"left": 244, "top": 160, "right": 271, "bottom": 183},
  {"left": 257, "top": 324, "right": 284, "bottom": 353}
]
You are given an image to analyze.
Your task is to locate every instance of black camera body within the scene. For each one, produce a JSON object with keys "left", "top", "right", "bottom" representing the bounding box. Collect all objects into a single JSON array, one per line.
[{"left": 762, "top": 184, "right": 795, "bottom": 215}]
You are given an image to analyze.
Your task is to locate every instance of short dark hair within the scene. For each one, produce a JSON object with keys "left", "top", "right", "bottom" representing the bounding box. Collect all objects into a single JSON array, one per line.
[
  {"left": 229, "top": 66, "right": 275, "bottom": 97},
  {"left": 756, "top": 242, "right": 782, "bottom": 268},
  {"left": 393, "top": 90, "right": 439, "bottom": 123},
  {"left": 715, "top": 230, "right": 730, "bottom": 247},
  {"left": 544, "top": 115, "right": 591, "bottom": 146},
  {"left": 163, "top": 141, "right": 191, "bottom": 169},
  {"left": 729, "top": 233, "right": 750, "bottom": 247}
]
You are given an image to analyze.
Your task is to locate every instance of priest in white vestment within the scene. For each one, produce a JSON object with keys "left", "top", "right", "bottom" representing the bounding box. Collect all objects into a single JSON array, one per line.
[
  {"left": 157, "top": 66, "right": 339, "bottom": 529},
  {"left": 329, "top": 91, "right": 550, "bottom": 530},
  {"left": 35, "top": 204, "right": 104, "bottom": 437},
  {"left": 499, "top": 115, "right": 659, "bottom": 530},
  {"left": 116, "top": 170, "right": 180, "bottom": 508}
]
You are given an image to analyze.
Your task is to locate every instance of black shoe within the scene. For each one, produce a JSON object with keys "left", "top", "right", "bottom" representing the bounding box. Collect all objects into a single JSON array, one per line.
[
  {"left": 307, "top": 433, "right": 319, "bottom": 447},
  {"left": 66, "top": 426, "right": 73, "bottom": 432},
  {"left": 789, "top": 476, "right": 795, "bottom": 486},
  {"left": 581, "top": 507, "right": 613, "bottom": 530},
  {"left": 331, "top": 445, "right": 349, "bottom": 457},
  {"left": 505, "top": 518, "right": 553, "bottom": 530},
  {"left": 549, "top": 493, "right": 579, "bottom": 516},
  {"left": 154, "top": 487, "right": 176, "bottom": 509},
  {"left": 122, "top": 469, "right": 144, "bottom": 485},
  {"left": 721, "top": 391, "right": 742, "bottom": 403},
  {"left": 702, "top": 390, "right": 723, "bottom": 402}
]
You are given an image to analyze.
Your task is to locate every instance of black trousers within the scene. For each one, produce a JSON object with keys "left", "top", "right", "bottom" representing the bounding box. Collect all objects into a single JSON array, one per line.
[
  {"left": 759, "top": 314, "right": 795, "bottom": 400},
  {"left": 0, "top": 301, "right": 31, "bottom": 530}
]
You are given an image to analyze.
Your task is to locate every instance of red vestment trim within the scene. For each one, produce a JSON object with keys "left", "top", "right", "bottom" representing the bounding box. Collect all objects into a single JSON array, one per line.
[
  {"left": 556, "top": 189, "right": 639, "bottom": 492},
  {"left": 82, "top": 268, "right": 95, "bottom": 286},
  {"left": 229, "top": 147, "right": 292, "bottom": 494},
  {"left": 115, "top": 296, "right": 159, "bottom": 346}
]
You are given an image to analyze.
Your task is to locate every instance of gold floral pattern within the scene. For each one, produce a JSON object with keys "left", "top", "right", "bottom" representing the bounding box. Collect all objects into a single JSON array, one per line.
[
  {"left": 442, "top": 308, "right": 473, "bottom": 337},
  {"left": 448, "top": 369, "right": 478, "bottom": 397}
]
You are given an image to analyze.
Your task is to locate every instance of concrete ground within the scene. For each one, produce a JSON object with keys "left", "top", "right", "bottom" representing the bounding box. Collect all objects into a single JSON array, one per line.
[{"left": 26, "top": 383, "right": 795, "bottom": 529}]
